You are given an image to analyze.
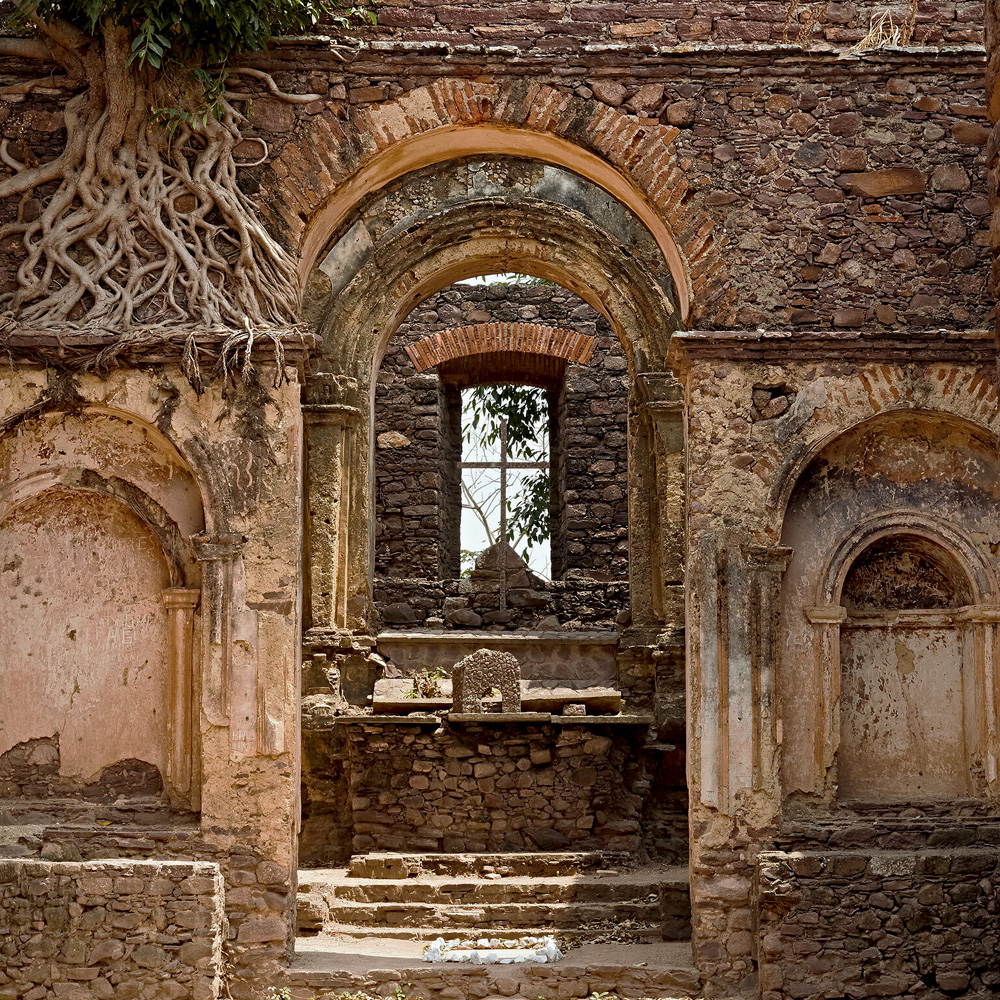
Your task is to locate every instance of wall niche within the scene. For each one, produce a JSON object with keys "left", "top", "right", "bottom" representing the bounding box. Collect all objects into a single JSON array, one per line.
[{"left": 0, "top": 488, "right": 172, "bottom": 795}]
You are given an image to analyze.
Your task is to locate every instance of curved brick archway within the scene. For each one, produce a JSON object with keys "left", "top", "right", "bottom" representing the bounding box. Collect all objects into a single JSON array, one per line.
[
  {"left": 260, "top": 78, "right": 729, "bottom": 324},
  {"left": 407, "top": 321, "right": 596, "bottom": 389},
  {"left": 405, "top": 322, "right": 595, "bottom": 372}
]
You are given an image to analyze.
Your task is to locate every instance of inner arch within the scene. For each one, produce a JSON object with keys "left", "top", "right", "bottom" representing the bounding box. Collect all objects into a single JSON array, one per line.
[{"left": 298, "top": 125, "right": 693, "bottom": 320}]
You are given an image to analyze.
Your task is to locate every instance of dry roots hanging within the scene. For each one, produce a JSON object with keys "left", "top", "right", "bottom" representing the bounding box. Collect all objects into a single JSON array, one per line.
[{"left": 0, "top": 18, "right": 302, "bottom": 345}]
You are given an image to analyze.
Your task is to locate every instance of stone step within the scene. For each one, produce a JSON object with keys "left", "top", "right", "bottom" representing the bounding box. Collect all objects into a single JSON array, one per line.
[
  {"left": 285, "top": 936, "right": 700, "bottom": 1000},
  {"left": 297, "top": 862, "right": 691, "bottom": 940},
  {"left": 344, "top": 850, "right": 631, "bottom": 878},
  {"left": 301, "top": 866, "right": 686, "bottom": 906},
  {"left": 323, "top": 898, "right": 662, "bottom": 929},
  {"left": 295, "top": 924, "right": 666, "bottom": 942}
]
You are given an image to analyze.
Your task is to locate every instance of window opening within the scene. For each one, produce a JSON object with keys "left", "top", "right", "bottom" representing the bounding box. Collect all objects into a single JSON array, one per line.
[{"left": 460, "top": 384, "right": 551, "bottom": 592}]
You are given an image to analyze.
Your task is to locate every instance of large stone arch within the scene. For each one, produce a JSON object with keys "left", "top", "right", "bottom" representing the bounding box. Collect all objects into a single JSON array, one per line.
[
  {"left": 299, "top": 152, "right": 685, "bottom": 640},
  {"left": 259, "top": 78, "right": 730, "bottom": 325}
]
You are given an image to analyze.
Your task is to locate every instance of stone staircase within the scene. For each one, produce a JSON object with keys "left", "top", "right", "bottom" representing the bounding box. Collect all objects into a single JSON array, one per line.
[{"left": 297, "top": 851, "right": 691, "bottom": 942}]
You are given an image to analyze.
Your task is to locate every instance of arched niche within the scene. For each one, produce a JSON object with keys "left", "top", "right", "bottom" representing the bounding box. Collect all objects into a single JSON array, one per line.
[
  {"left": 300, "top": 154, "right": 684, "bottom": 640},
  {"left": 0, "top": 408, "right": 205, "bottom": 808},
  {"left": 778, "top": 411, "right": 1000, "bottom": 810},
  {"left": 836, "top": 530, "right": 978, "bottom": 803}
]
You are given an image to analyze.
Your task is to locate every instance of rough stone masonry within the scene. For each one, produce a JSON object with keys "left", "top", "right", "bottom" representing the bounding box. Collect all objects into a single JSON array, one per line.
[{"left": 0, "top": 2, "right": 998, "bottom": 999}]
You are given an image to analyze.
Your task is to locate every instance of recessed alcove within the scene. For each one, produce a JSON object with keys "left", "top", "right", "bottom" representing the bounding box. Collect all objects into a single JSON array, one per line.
[{"left": 838, "top": 534, "right": 973, "bottom": 803}]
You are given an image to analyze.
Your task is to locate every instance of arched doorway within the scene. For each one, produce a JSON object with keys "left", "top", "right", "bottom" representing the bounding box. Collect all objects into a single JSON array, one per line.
[{"left": 299, "top": 152, "right": 683, "bottom": 643}]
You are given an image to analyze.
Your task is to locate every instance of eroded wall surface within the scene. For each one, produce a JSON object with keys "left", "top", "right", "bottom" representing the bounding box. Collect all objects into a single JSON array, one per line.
[
  {"left": 676, "top": 337, "right": 1000, "bottom": 993},
  {"left": 0, "top": 364, "right": 304, "bottom": 992}
]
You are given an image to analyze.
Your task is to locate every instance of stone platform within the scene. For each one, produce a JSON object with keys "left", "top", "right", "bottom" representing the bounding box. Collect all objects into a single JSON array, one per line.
[
  {"left": 287, "top": 937, "right": 700, "bottom": 1000},
  {"left": 375, "top": 631, "right": 620, "bottom": 684}
]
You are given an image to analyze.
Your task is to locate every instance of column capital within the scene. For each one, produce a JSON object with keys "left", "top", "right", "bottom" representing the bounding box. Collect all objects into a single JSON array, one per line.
[
  {"left": 805, "top": 604, "right": 848, "bottom": 624},
  {"left": 744, "top": 544, "right": 793, "bottom": 574},
  {"left": 162, "top": 588, "right": 201, "bottom": 611},
  {"left": 954, "top": 605, "right": 1000, "bottom": 624},
  {"left": 302, "top": 372, "right": 365, "bottom": 418}
]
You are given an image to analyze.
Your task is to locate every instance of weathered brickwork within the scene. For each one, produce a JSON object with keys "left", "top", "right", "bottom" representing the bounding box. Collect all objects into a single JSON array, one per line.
[
  {"left": 406, "top": 322, "right": 595, "bottom": 371},
  {"left": 345, "top": 1, "right": 984, "bottom": 47},
  {"left": 341, "top": 720, "right": 646, "bottom": 855},
  {"left": 251, "top": 56, "right": 989, "bottom": 332},
  {"left": 0, "top": 859, "right": 224, "bottom": 1000},
  {"left": 757, "top": 850, "right": 1000, "bottom": 999},
  {"left": 373, "top": 281, "right": 629, "bottom": 593}
]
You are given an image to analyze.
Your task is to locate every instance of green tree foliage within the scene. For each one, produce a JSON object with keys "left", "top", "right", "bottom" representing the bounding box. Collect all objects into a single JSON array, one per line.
[{"left": 463, "top": 384, "right": 550, "bottom": 558}]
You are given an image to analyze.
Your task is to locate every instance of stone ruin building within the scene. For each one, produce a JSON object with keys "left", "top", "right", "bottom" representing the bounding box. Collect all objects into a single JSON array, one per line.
[{"left": 1, "top": 2, "right": 999, "bottom": 999}]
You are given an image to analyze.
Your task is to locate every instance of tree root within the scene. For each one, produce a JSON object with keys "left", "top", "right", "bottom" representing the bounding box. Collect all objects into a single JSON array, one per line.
[{"left": 0, "top": 22, "right": 303, "bottom": 343}]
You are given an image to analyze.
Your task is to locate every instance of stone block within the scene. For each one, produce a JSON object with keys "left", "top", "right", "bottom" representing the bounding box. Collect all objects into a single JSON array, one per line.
[{"left": 842, "top": 169, "right": 926, "bottom": 197}]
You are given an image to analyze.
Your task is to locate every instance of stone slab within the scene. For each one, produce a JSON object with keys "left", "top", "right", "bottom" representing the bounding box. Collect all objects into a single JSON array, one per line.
[
  {"left": 549, "top": 715, "right": 654, "bottom": 726},
  {"left": 448, "top": 713, "right": 553, "bottom": 723},
  {"left": 334, "top": 715, "right": 441, "bottom": 725},
  {"left": 375, "top": 632, "right": 619, "bottom": 684},
  {"left": 372, "top": 678, "right": 623, "bottom": 715}
]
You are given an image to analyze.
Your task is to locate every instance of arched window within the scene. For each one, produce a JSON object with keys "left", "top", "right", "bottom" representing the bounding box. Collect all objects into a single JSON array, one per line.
[{"left": 372, "top": 276, "right": 630, "bottom": 630}]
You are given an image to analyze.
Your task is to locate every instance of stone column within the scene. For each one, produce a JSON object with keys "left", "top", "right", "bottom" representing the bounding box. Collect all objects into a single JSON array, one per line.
[
  {"left": 303, "top": 373, "right": 367, "bottom": 635},
  {"left": 744, "top": 545, "right": 793, "bottom": 792},
  {"left": 162, "top": 588, "right": 201, "bottom": 806},
  {"left": 804, "top": 604, "right": 848, "bottom": 796},
  {"left": 688, "top": 536, "right": 793, "bottom": 992},
  {"left": 954, "top": 605, "right": 1000, "bottom": 798},
  {"left": 631, "top": 371, "right": 685, "bottom": 634},
  {"left": 192, "top": 532, "right": 244, "bottom": 729}
]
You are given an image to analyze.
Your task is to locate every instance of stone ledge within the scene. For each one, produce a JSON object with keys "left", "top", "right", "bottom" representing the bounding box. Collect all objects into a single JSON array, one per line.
[{"left": 448, "top": 712, "right": 553, "bottom": 723}]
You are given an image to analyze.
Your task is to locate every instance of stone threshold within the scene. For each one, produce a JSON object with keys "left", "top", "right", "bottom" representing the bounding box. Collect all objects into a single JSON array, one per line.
[{"left": 286, "top": 937, "right": 700, "bottom": 1000}]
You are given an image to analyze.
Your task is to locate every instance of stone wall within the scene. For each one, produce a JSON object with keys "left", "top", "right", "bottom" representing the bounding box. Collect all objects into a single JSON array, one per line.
[
  {"left": 374, "top": 577, "right": 630, "bottom": 630},
  {"left": 337, "top": 720, "right": 647, "bottom": 855},
  {"left": 350, "top": 1, "right": 983, "bottom": 47},
  {"left": 756, "top": 849, "right": 1000, "bottom": 999},
  {"left": 988, "top": 0, "right": 1000, "bottom": 335},
  {"left": 1, "top": 826, "right": 296, "bottom": 994},
  {"left": 4, "top": 52, "right": 992, "bottom": 337},
  {"left": 0, "top": 859, "right": 224, "bottom": 1000},
  {"left": 374, "top": 281, "right": 629, "bottom": 588}
]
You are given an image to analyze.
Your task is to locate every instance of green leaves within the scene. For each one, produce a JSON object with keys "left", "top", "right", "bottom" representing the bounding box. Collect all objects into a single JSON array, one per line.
[
  {"left": 508, "top": 470, "right": 550, "bottom": 554},
  {"left": 464, "top": 384, "right": 551, "bottom": 554},
  {"left": 464, "top": 384, "right": 547, "bottom": 463}
]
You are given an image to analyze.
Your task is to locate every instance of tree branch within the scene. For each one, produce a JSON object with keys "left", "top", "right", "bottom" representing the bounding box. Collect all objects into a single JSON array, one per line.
[{"left": 0, "top": 37, "right": 55, "bottom": 61}]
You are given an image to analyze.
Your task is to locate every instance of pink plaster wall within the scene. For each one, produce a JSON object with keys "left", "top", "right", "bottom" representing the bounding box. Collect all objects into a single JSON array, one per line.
[{"left": 0, "top": 489, "right": 171, "bottom": 781}]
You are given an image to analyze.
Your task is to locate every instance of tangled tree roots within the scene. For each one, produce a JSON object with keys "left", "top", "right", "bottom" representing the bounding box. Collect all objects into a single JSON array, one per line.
[{"left": 0, "top": 20, "right": 301, "bottom": 338}]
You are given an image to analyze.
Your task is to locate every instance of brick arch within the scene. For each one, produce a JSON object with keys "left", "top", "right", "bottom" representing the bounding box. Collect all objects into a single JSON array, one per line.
[
  {"left": 768, "top": 369, "right": 1000, "bottom": 512},
  {"left": 260, "top": 78, "right": 728, "bottom": 324},
  {"left": 405, "top": 322, "right": 595, "bottom": 373}
]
